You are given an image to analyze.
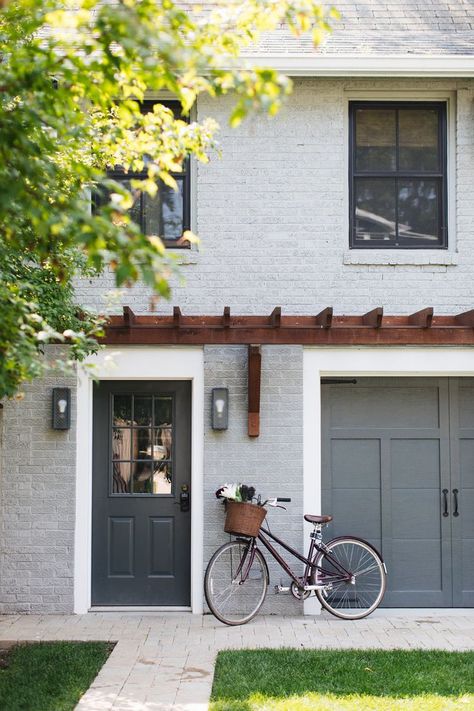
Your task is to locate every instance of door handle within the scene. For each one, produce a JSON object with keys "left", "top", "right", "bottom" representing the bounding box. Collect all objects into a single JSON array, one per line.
[
  {"left": 179, "top": 484, "right": 190, "bottom": 512},
  {"left": 442, "top": 489, "right": 449, "bottom": 517},
  {"left": 452, "top": 489, "right": 459, "bottom": 517}
]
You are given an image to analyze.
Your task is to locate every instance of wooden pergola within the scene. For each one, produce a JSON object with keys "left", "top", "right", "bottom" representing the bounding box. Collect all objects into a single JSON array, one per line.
[{"left": 103, "top": 305, "right": 474, "bottom": 436}]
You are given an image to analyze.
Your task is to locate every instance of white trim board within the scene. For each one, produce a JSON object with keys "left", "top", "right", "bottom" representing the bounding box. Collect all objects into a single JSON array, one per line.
[
  {"left": 74, "top": 346, "right": 204, "bottom": 615},
  {"left": 238, "top": 55, "right": 474, "bottom": 77},
  {"left": 302, "top": 346, "right": 474, "bottom": 615}
]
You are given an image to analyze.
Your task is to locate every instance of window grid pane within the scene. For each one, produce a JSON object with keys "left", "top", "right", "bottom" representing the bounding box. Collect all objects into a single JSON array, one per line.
[
  {"left": 111, "top": 394, "right": 174, "bottom": 496},
  {"left": 350, "top": 102, "right": 446, "bottom": 249}
]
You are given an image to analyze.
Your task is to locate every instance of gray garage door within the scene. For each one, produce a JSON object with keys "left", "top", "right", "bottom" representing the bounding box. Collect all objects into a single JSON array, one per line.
[{"left": 322, "top": 378, "right": 474, "bottom": 607}]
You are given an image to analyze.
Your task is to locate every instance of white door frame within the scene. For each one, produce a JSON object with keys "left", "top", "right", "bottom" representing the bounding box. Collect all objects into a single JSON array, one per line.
[
  {"left": 303, "top": 346, "right": 474, "bottom": 615},
  {"left": 74, "top": 346, "right": 204, "bottom": 614}
]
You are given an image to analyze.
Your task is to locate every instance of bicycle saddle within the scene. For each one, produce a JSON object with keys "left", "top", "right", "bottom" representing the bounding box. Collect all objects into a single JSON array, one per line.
[{"left": 304, "top": 514, "right": 332, "bottom": 524}]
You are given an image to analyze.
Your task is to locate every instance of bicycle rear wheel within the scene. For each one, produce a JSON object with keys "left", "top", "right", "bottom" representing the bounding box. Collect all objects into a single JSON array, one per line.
[
  {"left": 204, "top": 540, "right": 268, "bottom": 625},
  {"left": 312, "top": 537, "right": 386, "bottom": 620}
]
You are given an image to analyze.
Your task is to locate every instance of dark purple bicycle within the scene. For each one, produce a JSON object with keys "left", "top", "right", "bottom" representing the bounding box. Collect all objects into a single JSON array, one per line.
[{"left": 204, "top": 497, "right": 387, "bottom": 625}]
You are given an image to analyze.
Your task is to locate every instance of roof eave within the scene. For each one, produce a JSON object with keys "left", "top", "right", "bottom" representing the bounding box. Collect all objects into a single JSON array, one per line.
[{"left": 239, "top": 54, "right": 474, "bottom": 77}]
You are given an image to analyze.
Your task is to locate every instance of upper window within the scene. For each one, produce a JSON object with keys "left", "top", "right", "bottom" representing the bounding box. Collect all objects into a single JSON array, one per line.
[
  {"left": 349, "top": 102, "right": 447, "bottom": 249},
  {"left": 97, "top": 100, "right": 190, "bottom": 248}
]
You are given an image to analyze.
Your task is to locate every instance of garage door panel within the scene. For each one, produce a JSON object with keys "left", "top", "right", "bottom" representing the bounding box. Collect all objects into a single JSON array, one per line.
[
  {"left": 322, "top": 378, "right": 453, "bottom": 608},
  {"left": 390, "top": 490, "right": 442, "bottom": 540},
  {"left": 330, "top": 489, "right": 381, "bottom": 541},
  {"left": 389, "top": 540, "right": 442, "bottom": 592},
  {"left": 461, "top": 542, "right": 474, "bottom": 599},
  {"left": 329, "top": 386, "right": 440, "bottom": 429},
  {"left": 459, "top": 440, "right": 474, "bottom": 488},
  {"left": 459, "top": 387, "right": 474, "bottom": 428},
  {"left": 331, "top": 439, "right": 381, "bottom": 489},
  {"left": 390, "top": 439, "right": 441, "bottom": 489}
]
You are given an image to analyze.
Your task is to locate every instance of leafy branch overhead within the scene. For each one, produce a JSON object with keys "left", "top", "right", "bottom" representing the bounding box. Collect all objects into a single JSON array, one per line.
[{"left": 0, "top": 0, "right": 338, "bottom": 397}]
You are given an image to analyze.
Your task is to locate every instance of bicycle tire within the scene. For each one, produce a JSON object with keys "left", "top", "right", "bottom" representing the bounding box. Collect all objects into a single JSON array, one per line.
[
  {"left": 312, "top": 536, "right": 386, "bottom": 620},
  {"left": 204, "top": 540, "right": 268, "bottom": 626}
]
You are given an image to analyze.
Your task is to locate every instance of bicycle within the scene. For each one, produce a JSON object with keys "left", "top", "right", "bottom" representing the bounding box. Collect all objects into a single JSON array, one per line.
[{"left": 204, "top": 497, "right": 387, "bottom": 625}]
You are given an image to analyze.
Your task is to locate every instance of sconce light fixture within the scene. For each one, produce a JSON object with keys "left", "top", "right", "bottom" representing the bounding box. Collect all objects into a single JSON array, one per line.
[
  {"left": 52, "top": 388, "right": 71, "bottom": 430},
  {"left": 211, "top": 388, "right": 229, "bottom": 430}
]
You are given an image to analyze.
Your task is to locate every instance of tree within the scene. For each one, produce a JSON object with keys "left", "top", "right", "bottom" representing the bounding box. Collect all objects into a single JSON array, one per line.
[{"left": 0, "top": 0, "right": 338, "bottom": 397}]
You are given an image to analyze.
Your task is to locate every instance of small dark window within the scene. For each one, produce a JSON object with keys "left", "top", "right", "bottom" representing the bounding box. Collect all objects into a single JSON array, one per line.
[
  {"left": 97, "top": 101, "right": 190, "bottom": 249},
  {"left": 349, "top": 102, "right": 447, "bottom": 249}
]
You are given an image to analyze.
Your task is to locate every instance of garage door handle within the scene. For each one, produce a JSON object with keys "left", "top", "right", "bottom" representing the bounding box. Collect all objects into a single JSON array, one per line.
[
  {"left": 442, "top": 489, "right": 449, "bottom": 517},
  {"left": 452, "top": 489, "right": 459, "bottom": 517}
]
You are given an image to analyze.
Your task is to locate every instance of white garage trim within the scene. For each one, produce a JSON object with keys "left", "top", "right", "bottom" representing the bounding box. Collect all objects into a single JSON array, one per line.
[
  {"left": 74, "top": 346, "right": 204, "bottom": 615},
  {"left": 302, "top": 346, "right": 474, "bottom": 615}
]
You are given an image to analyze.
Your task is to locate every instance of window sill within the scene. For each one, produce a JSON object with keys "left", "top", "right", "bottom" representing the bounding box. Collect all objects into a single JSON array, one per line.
[{"left": 343, "top": 250, "right": 458, "bottom": 266}]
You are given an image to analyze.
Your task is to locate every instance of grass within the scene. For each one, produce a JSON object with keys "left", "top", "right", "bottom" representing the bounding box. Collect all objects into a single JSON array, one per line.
[
  {"left": 0, "top": 641, "right": 112, "bottom": 711},
  {"left": 210, "top": 648, "right": 474, "bottom": 711}
]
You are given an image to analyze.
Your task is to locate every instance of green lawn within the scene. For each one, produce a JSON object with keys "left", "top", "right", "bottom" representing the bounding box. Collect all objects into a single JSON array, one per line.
[
  {"left": 210, "top": 648, "right": 474, "bottom": 711},
  {"left": 0, "top": 641, "right": 112, "bottom": 711}
]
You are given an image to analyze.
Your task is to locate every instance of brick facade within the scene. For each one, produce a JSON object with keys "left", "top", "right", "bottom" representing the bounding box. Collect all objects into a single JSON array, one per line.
[{"left": 3, "top": 76, "right": 474, "bottom": 613}]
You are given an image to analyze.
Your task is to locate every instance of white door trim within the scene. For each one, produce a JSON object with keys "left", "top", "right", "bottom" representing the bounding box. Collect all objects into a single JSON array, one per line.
[
  {"left": 74, "top": 346, "right": 204, "bottom": 615},
  {"left": 302, "top": 346, "right": 474, "bottom": 615}
]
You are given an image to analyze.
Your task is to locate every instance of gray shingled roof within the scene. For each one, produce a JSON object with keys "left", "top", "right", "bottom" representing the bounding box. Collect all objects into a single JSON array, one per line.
[{"left": 247, "top": 0, "right": 474, "bottom": 56}]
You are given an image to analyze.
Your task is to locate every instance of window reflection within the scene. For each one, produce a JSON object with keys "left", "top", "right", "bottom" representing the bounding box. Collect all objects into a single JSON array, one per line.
[{"left": 111, "top": 395, "right": 173, "bottom": 495}]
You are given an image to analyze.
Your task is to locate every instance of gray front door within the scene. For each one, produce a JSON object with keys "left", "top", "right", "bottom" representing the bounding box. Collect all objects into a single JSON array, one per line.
[
  {"left": 322, "top": 377, "right": 473, "bottom": 608},
  {"left": 92, "top": 381, "right": 191, "bottom": 606}
]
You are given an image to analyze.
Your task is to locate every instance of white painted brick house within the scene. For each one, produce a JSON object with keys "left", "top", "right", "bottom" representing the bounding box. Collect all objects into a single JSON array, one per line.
[{"left": 1, "top": 0, "right": 474, "bottom": 616}]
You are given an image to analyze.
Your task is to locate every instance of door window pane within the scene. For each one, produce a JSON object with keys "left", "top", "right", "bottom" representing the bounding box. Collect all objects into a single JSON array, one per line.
[
  {"left": 113, "top": 395, "right": 132, "bottom": 426},
  {"left": 355, "top": 109, "right": 396, "bottom": 172},
  {"left": 354, "top": 179, "right": 396, "bottom": 243},
  {"left": 113, "top": 429, "right": 132, "bottom": 461},
  {"left": 134, "top": 397, "right": 152, "bottom": 426},
  {"left": 399, "top": 110, "right": 440, "bottom": 172},
  {"left": 153, "top": 462, "right": 172, "bottom": 494},
  {"left": 154, "top": 397, "right": 173, "bottom": 427},
  {"left": 398, "top": 180, "right": 440, "bottom": 244},
  {"left": 133, "top": 428, "right": 153, "bottom": 459},
  {"left": 132, "top": 460, "right": 154, "bottom": 493},
  {"left": 111, "top": 393, "right": 174, "bottom": 495},
  {"left": 113, "top": 462, "right": 131, "bottom": 493}
]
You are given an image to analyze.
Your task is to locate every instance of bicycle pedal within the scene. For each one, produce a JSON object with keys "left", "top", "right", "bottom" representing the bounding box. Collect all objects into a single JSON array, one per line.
[{"left": 274, "top": 584, "right": 290, "bottom": 594}]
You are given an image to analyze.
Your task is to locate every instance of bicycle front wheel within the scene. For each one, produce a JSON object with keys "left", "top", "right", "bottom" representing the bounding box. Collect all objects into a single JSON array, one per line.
[
  {"left": 313, "top": 537, "right": 386, "bottom": 620},
  {"left": 204, "top": 540, "right": 268, "bottom": 626}
]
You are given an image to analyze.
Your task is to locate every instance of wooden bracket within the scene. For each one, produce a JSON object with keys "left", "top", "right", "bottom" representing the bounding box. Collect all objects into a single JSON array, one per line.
[
  {"left": 271, "top": 307, "right": 282, "bottom": 328},
  {"left": 123, "top": 306, "right": 135, "bottom": 327},
  {"left": 409, "top": 307, "right": 434, "bottom": 328},
  {"left": 173, "top": 306, "right": 182, "bottom": 328},
  {"left": 223, "top": 306, "right": 231, "bottom": 328},
  {"left": 455, "top": 309, "right": 474, "bottom": 327},
  {"left": 315, "top": 307, "right": 333, "bottom": 329},
  {"left": 248, "top": 345, "right": 261, "bottom": 437},
  {"left": 362, "top": 307, "right": 383, "bottom": 328}
]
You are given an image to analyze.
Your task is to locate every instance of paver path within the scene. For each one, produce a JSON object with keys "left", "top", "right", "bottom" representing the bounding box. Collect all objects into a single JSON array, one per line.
[{"left": 0, "top": 611, "right": 472, "bottom": 710}]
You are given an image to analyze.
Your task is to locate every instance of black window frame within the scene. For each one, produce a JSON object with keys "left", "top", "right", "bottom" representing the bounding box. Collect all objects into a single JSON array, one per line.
[
  {"left": 349, "top": 101, "right": 448, "bottom": 250},
  {"left": 104, "top": 100, "right": 191, "bottom": 250}
]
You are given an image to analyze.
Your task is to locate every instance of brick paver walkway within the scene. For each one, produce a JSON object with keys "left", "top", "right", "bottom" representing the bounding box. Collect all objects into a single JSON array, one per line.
[{"left": 0, "top": 611, "right": 472, "bottom": 710}]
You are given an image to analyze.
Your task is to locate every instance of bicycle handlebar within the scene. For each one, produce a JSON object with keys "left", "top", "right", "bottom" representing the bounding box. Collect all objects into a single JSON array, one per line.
[{"left": 277, "top": 498, "right": 291, "bottom": 503}]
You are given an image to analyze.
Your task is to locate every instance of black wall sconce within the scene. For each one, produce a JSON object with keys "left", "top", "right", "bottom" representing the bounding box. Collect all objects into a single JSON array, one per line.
[
  {"left": 52, "top": 388, "right": 71, "bottom": 430},
  {"left": 211, "top": 388, "right": 229, "bottom": 430}
]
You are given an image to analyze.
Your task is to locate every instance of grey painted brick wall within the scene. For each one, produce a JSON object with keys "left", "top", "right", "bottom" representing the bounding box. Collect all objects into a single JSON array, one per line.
[
  {"left": 76, "top": 77, "right": 474, "bottom": 317},
  {"left": 204, "top": 345, "right": 304, "bottom": 614},
  {"left": 0, "top": 358, "right": 76, "bottom": 614}
]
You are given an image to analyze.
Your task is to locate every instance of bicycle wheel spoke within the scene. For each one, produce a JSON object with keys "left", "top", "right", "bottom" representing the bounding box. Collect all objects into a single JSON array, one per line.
[
  {"left": 205, "top": 541, "right": 268, "bottom": 625},
  {"left": 315, "top": 538, "right": 386, "bottom": 620}
]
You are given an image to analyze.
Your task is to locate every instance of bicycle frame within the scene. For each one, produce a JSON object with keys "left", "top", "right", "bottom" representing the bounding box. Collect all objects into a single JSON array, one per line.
[{"left": 235, "top": 523, "right": 353, "bottom": 589}]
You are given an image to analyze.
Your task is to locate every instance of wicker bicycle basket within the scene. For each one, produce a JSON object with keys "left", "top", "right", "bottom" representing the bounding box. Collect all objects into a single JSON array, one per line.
[{"left": 224, "top": 501, "right": 267, "bottom": 537}]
